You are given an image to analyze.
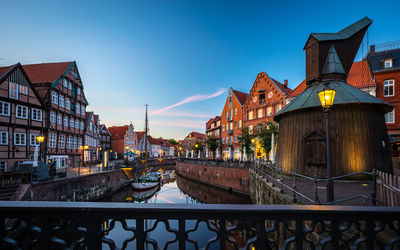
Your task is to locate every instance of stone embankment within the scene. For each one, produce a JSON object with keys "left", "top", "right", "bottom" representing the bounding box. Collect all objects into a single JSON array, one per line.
[{"left": 176, "top": 159, "right": 250, "bottom": 196}]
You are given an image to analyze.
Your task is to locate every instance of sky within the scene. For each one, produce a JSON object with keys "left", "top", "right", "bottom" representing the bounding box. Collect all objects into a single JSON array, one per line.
[{"left": 1, "top": 0, "right": 400, "bottom": 140}]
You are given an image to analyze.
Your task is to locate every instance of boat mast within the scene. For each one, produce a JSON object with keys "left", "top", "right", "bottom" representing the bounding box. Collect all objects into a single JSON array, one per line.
[{"left": 144, "top": 104, "right": 148, "bottom": 169}]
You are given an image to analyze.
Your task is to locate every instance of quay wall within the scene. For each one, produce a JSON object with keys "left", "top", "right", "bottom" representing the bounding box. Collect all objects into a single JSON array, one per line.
[
  {"left": 27, "top": 170, "right": 130, "bottom": 201},
  {"left": 176, "top": 159, "right": 250, "bottom": 196}
]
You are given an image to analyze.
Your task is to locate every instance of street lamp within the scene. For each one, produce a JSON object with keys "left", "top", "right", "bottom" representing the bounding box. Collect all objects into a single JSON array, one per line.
[
  {"left": 33, "top": 135, "right": 45, "bottom": 168},
  {"left": 195, "top": 144, "right": 199, "bottom": 159},
  {"left": 80, "top": 145, "right": 89, "bottom": 176},
  {"left": 318, "top": 87, "right": 336, "bottom": 203}
]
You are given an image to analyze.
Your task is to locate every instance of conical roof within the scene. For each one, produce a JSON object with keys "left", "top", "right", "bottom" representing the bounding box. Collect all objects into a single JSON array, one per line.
[
  {"left": 274, "top": 80, "right": 393, "bottom": 121},
  {"left": 321, "top": 46, "right": 346, "bottom": 75}
]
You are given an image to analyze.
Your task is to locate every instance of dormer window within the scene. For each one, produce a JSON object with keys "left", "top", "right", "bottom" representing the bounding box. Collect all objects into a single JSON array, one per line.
[{"left": 384, "top": 59, "right": 393, "bottom": 69}]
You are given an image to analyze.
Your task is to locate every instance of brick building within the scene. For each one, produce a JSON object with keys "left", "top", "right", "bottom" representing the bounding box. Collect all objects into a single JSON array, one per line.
[
  {"left": 23, "top": 62, "right": 88, "bottom": 168},
  {"left": 99, "top": 124, "right": 111, "bottom": 160},
  {"left": 243, "top": 72, "right": 292, "bottom": 159},
  {"left": 205, "top": 116, "right": 221, "bottom": 158},
  {"left": 109, "top": 123, "right": 137, "bottom": 158},
  {"left": 220, "top": 88, "right": 248, "bottom": 160},
  {"left": 180, "top": 131, "right": 206, "bottom": 157},
  {"left": 0, "top": 63, "right": 47, "bottom": 171},
  {"left": 366, "top": 42, "right": 400, "bottom": 141}
]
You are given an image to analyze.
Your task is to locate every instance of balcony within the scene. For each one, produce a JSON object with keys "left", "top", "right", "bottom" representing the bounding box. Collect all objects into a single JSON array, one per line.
[
  {"left": 227, "top": 129, "right": 233, "bottom": 135},
  {"left": 0, "top": 201, "right": 399, "bottom": 249}
]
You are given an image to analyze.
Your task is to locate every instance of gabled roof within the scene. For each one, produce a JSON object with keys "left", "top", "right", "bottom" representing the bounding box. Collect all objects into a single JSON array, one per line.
[
  {"left": 288, "top": 60, "right": 375, "bottom": 98},
  {"left": 100, "top": 124, "right": 112, "bottom": 136},
  {"left": 270, "top": 77, "right": 292, "bottom": 95},
  {"left": 23, "top": 62, "right": 73, "bottom": 84},
  {"left": 148, "top": 136, "right": 162, "bottom": 145},
  {"left": 305, "top": 17, "right": 372, "bottom": 46},
  {"left": 321, "top": 46, "right": 346, "bottom": 75},
  {"left": 85, "top": 111, "right": 94, "bottom": 131},
  {"left": 109, "top": 125, "right": 129, "bottom": 139},
  {"left": 232, "top": 90, "right": 248, "bottom": 106},
  {"left": 188, "top": 131, "right": 206, "bottom": 140},
  {"left": 0, "top": 63, "right": 46, "bottom": 108},
  {"left": 367, "top": 47, "right": 400, "bottom": 72}
]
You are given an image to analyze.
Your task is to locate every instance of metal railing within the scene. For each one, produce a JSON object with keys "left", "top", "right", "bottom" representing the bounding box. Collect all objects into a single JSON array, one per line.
[
  {"left": 251, "top": 162, "right": 377, "bottom": 206},
  {"left": 0, "top": 201, "right": 399, "bottom": 250},
  {"left": 374, "top": 40, "right": 400, "bottom": 52}
]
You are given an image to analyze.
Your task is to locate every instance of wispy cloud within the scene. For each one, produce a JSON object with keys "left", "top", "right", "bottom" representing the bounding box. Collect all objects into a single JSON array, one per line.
[
  {"left": 151, "top": 119, "right": 206, "bottom": 129},
  {"left": 150, "top": 88, "right": 226, "bottom": 115},
  {"left": 150, "top": 111, "right": 211, "bottom": 118}
]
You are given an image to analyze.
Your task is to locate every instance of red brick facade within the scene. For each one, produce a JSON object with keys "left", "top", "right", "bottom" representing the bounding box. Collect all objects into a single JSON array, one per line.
[{"left": 205, "top": 116, "right": 221, "bottom": 158}]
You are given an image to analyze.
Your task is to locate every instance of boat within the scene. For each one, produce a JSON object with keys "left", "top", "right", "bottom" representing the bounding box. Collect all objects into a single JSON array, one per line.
[
  {"left": 131, "top": 104, "right": 161, "bottom": 191},
  {"left": 131, "top": 185, "right": 160, "bottom": 202}
]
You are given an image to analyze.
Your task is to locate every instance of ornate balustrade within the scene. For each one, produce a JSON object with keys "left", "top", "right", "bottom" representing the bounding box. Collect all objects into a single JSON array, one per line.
[{"left": 0, "top": 201, "right": 399, "bottom": 249}]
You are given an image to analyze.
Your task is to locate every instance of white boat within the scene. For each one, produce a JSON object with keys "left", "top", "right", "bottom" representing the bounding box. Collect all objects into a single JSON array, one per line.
[
  {"left": 131, "top": 181, "right": 159, "bottom": 191},
  {"left": 131, "top": 185, "right": 159, "bottom": 201}
]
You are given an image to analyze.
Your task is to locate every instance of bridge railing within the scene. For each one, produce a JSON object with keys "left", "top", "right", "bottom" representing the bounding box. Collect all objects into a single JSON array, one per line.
[{"left": 0, "top": 201, "right": 399, "bottom": 250}]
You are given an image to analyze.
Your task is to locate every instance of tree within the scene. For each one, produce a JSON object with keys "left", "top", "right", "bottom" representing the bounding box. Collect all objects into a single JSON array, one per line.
[
  {"left": 256, "top": 122, "right": 278, "bottom": 159},
  {"left": 192, "top": 141, "right": 204, "bottom": 151},
  {"left": 238, "top": 126, "right": 254, "bottom": 159},
  {"left": 168, "top": 139, "right": 179, "bottom": 145},
  {"left": 205, "top": 135, "right": 220, "bottom": 159}
]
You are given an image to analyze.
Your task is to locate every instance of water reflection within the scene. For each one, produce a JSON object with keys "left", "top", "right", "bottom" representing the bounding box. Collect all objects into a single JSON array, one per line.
[{"left": 99, "top": 170, "right": 251, "bottom": 204}]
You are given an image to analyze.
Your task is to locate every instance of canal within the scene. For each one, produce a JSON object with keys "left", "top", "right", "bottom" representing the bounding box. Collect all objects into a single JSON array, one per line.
[{"left": 98, "top": 169, "right": 252, "bottom": 249}]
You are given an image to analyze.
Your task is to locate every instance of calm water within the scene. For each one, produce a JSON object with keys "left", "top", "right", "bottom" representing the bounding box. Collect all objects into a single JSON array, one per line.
[{"left": 98, "top": 170, "right": 252, "bottom": 249}]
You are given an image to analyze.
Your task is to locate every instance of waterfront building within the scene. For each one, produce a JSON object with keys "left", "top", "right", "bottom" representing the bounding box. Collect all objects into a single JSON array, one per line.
[
  {"left": 0, "top": 63, "right": 47, "bottom": 171},
  {"left": 180, "top": 132, "right": 206, "bottom": 156},
  {"left": 275, "top": 17, "right": 393, "bottom": 178},
  {"left": 108, "top": 123, "right": 137, "bottom": 158},
  {"left": 205, "top": 116, "right": 221, "bottom": 158},
  {"left": 157, "top": 138, "right": 175, "bottom": 157},
  {"left": 99, "top": 124, "right": 112, "bottom": 161},
  {"left": 243, "top": 73, "right": 292, "bottom": 159},
  {"left": 220, "top": 88, "right": 248, "bottom": 160},
  {"left": 366, "top": 42, "right": 400, "bottom": 141},
  {"left": 149, "top": 136, "right": 162, "bottom": 157},
  {"left": 23, "top": 62, "right": 88, "bottom": 168},
  {"left": 83, "top": 112, "right": 100, "bottom": 163}
]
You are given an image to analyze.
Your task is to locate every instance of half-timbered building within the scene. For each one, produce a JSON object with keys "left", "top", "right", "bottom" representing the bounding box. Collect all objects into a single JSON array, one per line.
[
  {"left": 23, "top": 62, "right": 88, "bottom": 168},
  {"left": 83, "top": 112, "right": 100, "bottom": 163},
  {"left": 0, "top": 63, "right": 46, "bottom": 171},
  {"left": 99, "top": 124, "right": 112, "bottom": 160}
]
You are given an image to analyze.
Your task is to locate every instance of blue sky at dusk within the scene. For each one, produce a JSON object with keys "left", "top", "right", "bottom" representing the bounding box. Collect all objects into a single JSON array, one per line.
[{"left": 1, "top": 0, "right": 399, "bottom": 139}]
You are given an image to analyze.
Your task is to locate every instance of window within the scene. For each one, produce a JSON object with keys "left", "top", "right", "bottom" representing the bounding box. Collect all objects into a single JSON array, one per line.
[
  {"left": 9, "top": 82, "right": 18, "bottom": 99},
  {"left": 384, "top": 80, "right": 394, "bottom": 97},
  {"left": 215, "top": 130, "right": 219, "bottom": 136},
  {"left": 31, "top": 108, "right": 42, "bottom": 121},
  {"left": 249, "top": 125, "right": 254, "bottom": 134},
  {"left": 0, "top": 101, "right": 10, "bottom": 116},
  {"left": 385, "top": 110, "right": 395, "bottom": 124},
  {"left": 66, "top": 136, "right": 72, "bottom": 149},
  {"left": 16, "top": 105, "right": 28, "bottom": 119},
  {"left": 30, "top": 134, "right": 40, "bottom": 146},
  {"left": 59, "top": 96, "right": 64, "bottom": 107},
  {"left": 235, "top": 135, "right": 237, "bottom": 143},
  {"left": 275, "top": 104, "right": 282, "bottom": 113},
  {"left": 222, "top": 125, "right": 225, "bottom": 132},
  {"left": 78, "top": 137, "right": 82, "bottom": 148},
  {"left": 68, "top": 82, "right": 72, "bottom": 90},
  {"left": 50, "top": 111, "right": 56, "bottom": 123},
  {"left": 80, "top": 121, "right": 84, "bottom": 130},
  {"left": 259, "top": 94, "right": 265, "bottom": 105},
  {"left": 384, "top": 59, "right": 393, "bottom": 68},
  {"left": 234, "top": 108, "right": 237, "bottom": 116},
  {"left": 14, "top": 132, "right": 26, "bottom": 146},
  {"left": 76, "top": 103, "right": 80, "bottom": 114},
  {"left": 248, "top": 111, "right": 253, "bottom": 120},
  {"left": 81, "top": 105, "right": 85, "bottom": 115},
  {"left": 230, "top": 123, "right": 233, "bottom": 130},
  {"left": 64, "top": 116, "right": 68, "bottom": 127},
  {"left": 75, "top": 120, "right": 79, "bottom": 129},
  {"left": 65, "top": 98, "right": 70, "bottom": 110},
  {"left": 19, "top": 85, "right": 28, "bottom": 95},
  {"left": 0, "top": 162, "right": 6, "bottom": 172},
  {"left": 234, "top": 121, "right": 237, "bottom": 129},
  {"left": 59, "top": 135, "right": 65, "bottom": 149},
  {"left": 222, "top": 138, "right": 225, "bottom": 144},
  {"left": 239, "top": 120, "right": 242, "bottom": 128},
  {"left": 63, "top": 78, "right": 68, "bottom": 88},
  {"left": 73, "top": 137, "right": 77, "bottom": 149},
  {"left": 267, "top": 106, "right": 273, "bottom": 116},
  {"left": 258, "top": 109, "right": 263, "bottom": 118},
  {"left": 52, "top": 92, "right": 58, "bottom": 104},
  {"left": 77, "top": 88, "right": 81, "bottom": 95},
  {"left": 70, "top": 118, "right": 74, "bottom": 128},
  {"left": 0, "top": 131, "right": 8, "bottom": 145},
  {"left": 49, "top": 133, "right": 57, "bottom": 148},
  {"left": 57, "top": 114, "right": 62, "bottom": 124}
]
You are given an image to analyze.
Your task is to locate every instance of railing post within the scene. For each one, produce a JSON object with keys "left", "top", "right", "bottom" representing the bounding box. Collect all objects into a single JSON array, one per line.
[
  {"left": 136, "top": 218, "right": 145, "bottom": 250},
  {"left": 257, "top": 219, "right": 266, "bottom": 249},
  {"left": 295, "top": 220, "right": 304, "bottom": 250},
  {"left": 219, "top": 218, "right": 227, "bottom": 250},
  {"left": 86, "top": 217, "right": 100, "bottom": 250},
  {"left": 372, "top": 169, "right": 377, "bottom": 206},
  {"left": 178, "top": 219, "right": 185, "bottom": 249}
]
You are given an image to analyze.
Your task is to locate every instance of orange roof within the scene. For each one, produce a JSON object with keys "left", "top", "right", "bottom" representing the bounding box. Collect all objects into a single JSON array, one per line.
[
  {"left": 189, "top": 131, "right": 206, "bottom": 139},
  {"left": 233, "top": 90, "right": 248, "bottom": 105},
  {"left": 270, "top": 78, "right": 293, "bottom": 95},
  {"left": 23, "top": 62, "right": 72, "bottom": 83},
  {"left": 136, "top": 131, "right": 145, "bottom": 141},
  {"left": 108, "top": 125, "right": 129, "bottom": 139},
  {"left": 0, "top": 65, "right": 14, "bottom": 79},
  {"left": 148, "top": 136, "right": 162, "bottom": 145},
  {"left": 288, "top": 60, "right": 375, "bottom": 98}
]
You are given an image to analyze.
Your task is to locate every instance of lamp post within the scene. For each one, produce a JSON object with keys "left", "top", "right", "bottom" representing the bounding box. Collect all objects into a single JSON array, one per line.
[
  {"left": 195, "top": 144, "right": 199, "bottom": 159},
  {"left": 36, "top": 135, "right": 45, "bottom": 160},
  {"left": 81, "top": 145, "right": 89, "bottom": 176},
  {"left": 318, "top": 87, "right": 336, "bottom": 203}
]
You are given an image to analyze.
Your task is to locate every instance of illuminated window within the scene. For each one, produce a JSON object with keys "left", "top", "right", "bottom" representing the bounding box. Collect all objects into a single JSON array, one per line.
[
  {"left": 267, "top": 107, "right": 273, "bottom": 116},
  {"left": 275, "top": 104, "right": 282, "bottom": 113},
  {"left": 258, "top": 109, "right": 263, "bottom": 118},
  {"left": 384, "top": 80, "right": 394, "bottom": 97},
  {"left": 248, "top": 111, "right": 253, "bottom": 120},
  {"left": 249, "top": 125, "right": 254, "bottom": 134},
  {"left": 9, "top": 82, "right": 18, "bottom": 99},
  {"left": 19, "top": 85, "right": 28, "bottom": 95},
  {"left": 239, "top": 120, "right": 242, "bottom": 128}
]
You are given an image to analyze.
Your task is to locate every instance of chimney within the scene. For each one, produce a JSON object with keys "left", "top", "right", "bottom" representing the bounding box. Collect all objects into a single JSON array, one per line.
[
  {"left": 369, "top": 45, "right": 375, "bottom": 53},
  {"left": 284, "top": 79, "right": 288, "bottom": 88}
]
